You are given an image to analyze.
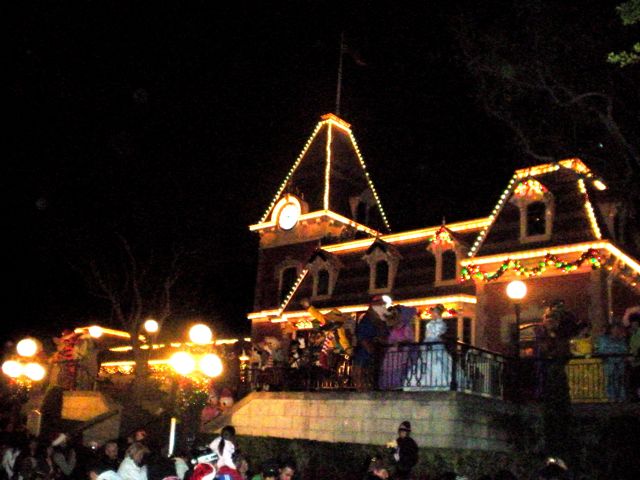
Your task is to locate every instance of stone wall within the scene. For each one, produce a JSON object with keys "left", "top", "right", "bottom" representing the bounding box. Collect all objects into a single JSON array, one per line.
[{"left": 209, "top": 391, "right": 516, "bottom": 451}]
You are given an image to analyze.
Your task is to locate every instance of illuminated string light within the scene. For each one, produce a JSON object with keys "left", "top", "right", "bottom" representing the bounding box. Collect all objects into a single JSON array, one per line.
[
  {"left": 347, "top": 129, "right": 391, "bottom": 231},
  {"left": 277, "top": 268, "right": 309, "bottom": 313},
  {"left": 514, "top": 179, "right": 548, "bottom": 198},
  {"left": 259, "top": 122, "right": 323, "bottom": 223},
  {"left": 577, "top": 178, "right": 602, "bottom": 239},
  {"left": 461, "top": 248, "right": 603, "bottom": 281},
  {"left": 468, "top": 174, "right": 519, "bottom": 257},
  {"left": 324, "top": 123, "right": 333, "bottom": 210}
]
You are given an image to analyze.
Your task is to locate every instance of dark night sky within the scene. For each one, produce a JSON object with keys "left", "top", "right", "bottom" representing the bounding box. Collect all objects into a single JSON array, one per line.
[{"left": 7, "top": 1, "right": 627, "bottom": 341}]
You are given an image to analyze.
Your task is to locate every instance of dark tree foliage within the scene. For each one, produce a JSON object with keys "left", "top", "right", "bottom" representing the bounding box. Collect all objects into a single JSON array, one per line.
[{"left": 451, "top": 1, "right": 639, "bottom": 178}]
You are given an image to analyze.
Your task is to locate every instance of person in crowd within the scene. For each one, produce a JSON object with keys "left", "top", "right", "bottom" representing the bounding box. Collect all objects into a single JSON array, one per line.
[
  {"left": 353, "top": 296, "right": 389, "bottom": 391},
  {"left": 50, "top": 434, "right": 76, "bottom": 479},
  {"left": 117, "top": 443, "right": 148, "bottom": 480},
  {"left": 146, "top": 453, "right": 177, "bottom": 480},
  {"left": 100, "top": 442, "right": 119, "bottom": 472},
  {"left": 627, "top": 312, "right": 640, "bottom": 400},
  {"left": 13, "top": 437, "right": 39, "bottom": 480},
  {"left": 249, "top": 461, "right": 278, "bottom": 480},
  {"left": 2, "top": 438, "right": 23, "bottom": 480},
  {"left": 233, "top": 454, "right": 248, "bottom": 480},
  {"left": 276, "top": 461, "right": 295, "bottom": 480},
  {"left": 208, "top": 427, "right": 237, "bottom": 473},
  {"left": 364, "top": 455, "right": 388, "bottom": 480},
  {"left": 595, "top": 322, "right": 628, "bottom": 401},
  {"left": 392, "top": 421, "right": 418, "bottom": 480},
  {"left": 171, "top": 451, "right": 189, "bottom": 480},
  {"left": 88, "top": 462, "right": 122, "bottom": 480},
  {"left": 34, "top": 442, "right": 58, "bottom": 480}
]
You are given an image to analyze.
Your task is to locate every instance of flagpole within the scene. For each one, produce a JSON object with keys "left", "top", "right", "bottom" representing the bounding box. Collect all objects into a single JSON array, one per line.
[{"left": 335, "top": 32, "right": 344, "bottom": 115}]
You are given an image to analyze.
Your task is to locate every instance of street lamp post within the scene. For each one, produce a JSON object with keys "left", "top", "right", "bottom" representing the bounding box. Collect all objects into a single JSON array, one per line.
[{"left": 506, "top": 280, "right": 528, "bottom": 357}]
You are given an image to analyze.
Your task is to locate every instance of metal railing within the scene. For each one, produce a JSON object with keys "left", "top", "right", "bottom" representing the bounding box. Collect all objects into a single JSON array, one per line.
[
  {"left": 244, "top": 342, "right": 507, "bottom": 399},
  {"left": 243, "top": 345, "right": 636, "bottom": 403}
]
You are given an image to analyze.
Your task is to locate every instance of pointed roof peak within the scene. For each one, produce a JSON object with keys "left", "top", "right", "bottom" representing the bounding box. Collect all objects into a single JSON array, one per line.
[{"left": 257, "top": 113, "right": 390, "bottom": 232}]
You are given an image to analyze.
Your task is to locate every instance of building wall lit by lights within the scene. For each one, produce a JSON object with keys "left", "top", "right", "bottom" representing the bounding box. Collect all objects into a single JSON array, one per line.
[{"left": 248, "top": 114, "right": 640, "bottom": 354}]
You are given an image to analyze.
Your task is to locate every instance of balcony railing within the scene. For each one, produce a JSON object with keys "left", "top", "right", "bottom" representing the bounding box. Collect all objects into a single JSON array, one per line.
[{"left": 243, "top": 343, "right": 635, "bottom": 404}]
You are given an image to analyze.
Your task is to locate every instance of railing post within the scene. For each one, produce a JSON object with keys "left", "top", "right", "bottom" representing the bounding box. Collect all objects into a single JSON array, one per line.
[{"left": 449, "top": 341, "right": 458, "bottom": 392}]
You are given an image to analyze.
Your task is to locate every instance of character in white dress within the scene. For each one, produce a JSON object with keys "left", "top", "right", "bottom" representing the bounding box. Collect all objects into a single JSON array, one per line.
[{"left": 404, "top": 304, "right": 453, "bottom": 390}]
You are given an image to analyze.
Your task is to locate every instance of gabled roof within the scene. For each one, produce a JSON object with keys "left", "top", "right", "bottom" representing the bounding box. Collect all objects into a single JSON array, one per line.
[
  {"left": 257, "top": 113, "right": 390, "bottom": 232},
  {"left": 468, "top": 158, "right": 609, "bottom": 259}
]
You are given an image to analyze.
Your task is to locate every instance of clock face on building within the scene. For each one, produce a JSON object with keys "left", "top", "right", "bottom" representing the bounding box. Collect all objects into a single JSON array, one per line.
[{"left": 277, "top": 202, "right": 300, "bottom": 230}]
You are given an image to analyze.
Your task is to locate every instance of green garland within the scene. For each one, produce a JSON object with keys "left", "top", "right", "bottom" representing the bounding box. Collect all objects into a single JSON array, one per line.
[{"left": 461, "top": 248, "right": 602, "bottom": 282}]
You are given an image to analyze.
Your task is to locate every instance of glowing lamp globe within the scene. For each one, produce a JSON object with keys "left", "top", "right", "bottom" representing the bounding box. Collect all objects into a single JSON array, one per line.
[
  {"left": 199, "top": 353, "right": 223, "bottom": 378},
  {"left": 169, "top": 351, "right": 196, "bottom": 375},
  {"left": 88, "top": 326, "right": 104, "bottom": 338},
  {"left": 2, "top": 360, "right": 23, "bottom": 378},
  {"left": 24, "top": 363, "right": 46, "bottom": 381},
  {"left": 189, "top": 324, "right": 213, "bottom": 345},
  {"left": 144, "top": 319, "right": 159, "bottom": 333},
  {"left": 506, "top": 280, "right": 527, "bottom": 301},
  {"left": 16, "top": 338, "right": 39, "bottom": 357}
]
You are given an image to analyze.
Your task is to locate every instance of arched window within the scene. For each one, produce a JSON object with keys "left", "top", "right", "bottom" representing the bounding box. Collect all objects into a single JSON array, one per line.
[
  {"left": 280, "top": 266, "right": 298, "bottom": 304},
  {"left": 316, "top": 268, "right": 330, "bottom": 296},
  {"left": 441, "top": 250, "right": 457, "bottom": 281},
  {"left": 375, "top": 260, "right": 389, "bottom": 289},
  {"left": 526, "top": 201, "right": 547, "bottom": 236},
  {"left": 425, "top": 251, "right": 436, "bottom": 284}
]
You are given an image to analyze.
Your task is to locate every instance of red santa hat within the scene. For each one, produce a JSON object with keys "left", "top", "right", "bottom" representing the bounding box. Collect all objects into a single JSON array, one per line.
[{"left": 191, "top": 463, "right": 217, "bottom": 480}]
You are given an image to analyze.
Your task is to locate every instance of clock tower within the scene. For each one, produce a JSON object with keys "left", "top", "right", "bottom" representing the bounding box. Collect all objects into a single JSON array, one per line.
[{"left": 250, "top": 113, "right": 390, "bottom": 316}]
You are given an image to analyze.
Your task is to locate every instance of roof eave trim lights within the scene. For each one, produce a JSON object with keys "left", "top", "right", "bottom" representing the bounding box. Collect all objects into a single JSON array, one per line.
[
  {"left": 249, "top": 210, "right": 380, "bottom": 236},
  {"left": 460, "top": 240, "right": 640, "bottom": 276},
  {"left": 247, "top": 294, "right": 477, "bottom": 321}
]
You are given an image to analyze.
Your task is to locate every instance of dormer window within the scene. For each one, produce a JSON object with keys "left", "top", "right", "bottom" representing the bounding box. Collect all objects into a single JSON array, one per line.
[
  {"left": 427, "top": 225, "right": 465, "bottom": 285},
  {"left": 510, "top": 178, "right": 554, "bottom": 243},
  {"left": 306, "top": 249, "right": 342, "bottom": 299},
  {"left": 363, "top": 240, "right": 401, "bottom": 294}
]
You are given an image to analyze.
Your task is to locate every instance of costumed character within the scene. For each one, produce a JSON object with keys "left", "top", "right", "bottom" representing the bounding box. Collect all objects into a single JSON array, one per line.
[
  {"left": 49, "top": 330, "right": 81, "bottom": 390},
  {"left": 352, "top": 296, "right": 389, "bottom": 391},
  {"left": 379, "top": 305, "right": 416, "bottom": 389},
  {"left": 73, "top": 332, "right": 98, "bottom": 390},
  {"left": 256, "top": 337, "right": 284, "bottom": 391},
  {"left": 219, "top": 388, "right": 234, "bottom": 409},
  {"left": 404, "top": 304, "right": 457, "bottom": 390}
]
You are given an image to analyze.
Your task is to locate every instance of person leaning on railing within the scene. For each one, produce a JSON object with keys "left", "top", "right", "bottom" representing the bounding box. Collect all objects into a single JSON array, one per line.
[
  {"left": 629, "top": 312, "right": 640, "bottom": 401},
  {"left": 595, "top": 323, "right": 628, "bottom": 402}
]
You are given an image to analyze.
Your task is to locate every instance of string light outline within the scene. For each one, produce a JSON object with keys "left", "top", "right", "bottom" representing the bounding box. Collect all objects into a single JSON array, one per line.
[
  {"left": 324, "top": 123, "right": 333, "bottom": 210},
  {"left": 577, "top": 178, "right": 602, "bottom": 239}
]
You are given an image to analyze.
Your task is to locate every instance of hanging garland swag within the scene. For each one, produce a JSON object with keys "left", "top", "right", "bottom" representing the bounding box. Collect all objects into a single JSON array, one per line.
[{"left": 461, "top": 248, "right": 603, "bottom": 282}]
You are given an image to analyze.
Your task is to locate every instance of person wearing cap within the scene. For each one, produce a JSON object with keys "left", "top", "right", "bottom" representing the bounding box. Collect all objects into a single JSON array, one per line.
[
  {"left": 393, "top": 421, "right": 418, "bottom": 480},
  {"left": 353, "top": 296, "right": 389, "bottom": 391}
]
